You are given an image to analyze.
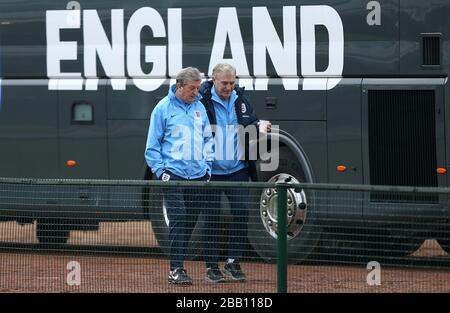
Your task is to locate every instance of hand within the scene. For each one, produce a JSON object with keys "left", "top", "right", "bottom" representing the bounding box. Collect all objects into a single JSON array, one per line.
[{"left": 258, "top": 120, "right": 272, "bottom": 133}]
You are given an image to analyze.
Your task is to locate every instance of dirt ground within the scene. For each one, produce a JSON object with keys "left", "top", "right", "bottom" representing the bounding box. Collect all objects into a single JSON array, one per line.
[{"left": 0, "top": 221, "right": 449, "bottom": 293}]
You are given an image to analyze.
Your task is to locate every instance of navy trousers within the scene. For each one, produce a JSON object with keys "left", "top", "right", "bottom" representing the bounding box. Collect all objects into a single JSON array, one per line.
[
  {"left": 204, "top": 168, "right": 250, "bottom": 268},
  {"left": 162, "top": 173, "right": 206, "bottom": 270}
]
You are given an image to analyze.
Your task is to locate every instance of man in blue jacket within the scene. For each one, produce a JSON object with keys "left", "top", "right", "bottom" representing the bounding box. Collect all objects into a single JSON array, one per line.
[
  {"left": 199, "top": 63, "right": 271, "bottom": 283},
  {"left": 145, "top": 67, "right": 214, "bottom": 285}
]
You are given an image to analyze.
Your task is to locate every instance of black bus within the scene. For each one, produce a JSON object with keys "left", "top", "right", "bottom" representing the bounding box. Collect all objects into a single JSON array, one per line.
[{"left": 0, "top": 0, "right": 449, "bottom": 261}]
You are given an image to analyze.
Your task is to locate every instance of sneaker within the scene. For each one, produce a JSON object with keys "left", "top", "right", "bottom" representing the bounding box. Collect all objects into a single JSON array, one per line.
[
  {"left": 168, "top": 268, "right": 193, "bottom": 285},
  {"left": 206, "top": 267, "right": 226, "bottom": 283},
  {"left": 223, "top": 262, "right": 246, "bottom": 282}
]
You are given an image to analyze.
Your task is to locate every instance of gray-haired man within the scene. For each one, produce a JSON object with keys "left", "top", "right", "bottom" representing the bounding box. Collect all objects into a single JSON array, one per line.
[
  {"left": 145, "top": 67, "right": 214, "bottom": 285},
  {"left": 199, "top": 63, "right": 271, "bottom": 283}
]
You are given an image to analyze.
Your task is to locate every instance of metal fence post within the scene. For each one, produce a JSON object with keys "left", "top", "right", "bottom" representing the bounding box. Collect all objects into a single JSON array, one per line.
[{"left": 276, "top": 184, "right": 287, "bottom": 293}]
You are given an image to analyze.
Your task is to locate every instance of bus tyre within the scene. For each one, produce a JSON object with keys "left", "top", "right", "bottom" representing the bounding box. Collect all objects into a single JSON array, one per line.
[
  {"left": 437, "top": 234, "right": 450, "bottom": 254},
  {"left": 248, "top": 147, "right": 322, "bottom": 264},
  {"left": 314, "top": 227, "right": 424, "bottom": 262},
  {"left": 36, "top": 218, "right": 70, "bottom": 244},
  {"left": 364, "top": 231, "right": 424, "bottom": 259},
  {"left": 311, "top": 227, "right": 367, "bottom": 262},
  {"left": 145, "top": 184, "right": 171, "bottom": 257}
]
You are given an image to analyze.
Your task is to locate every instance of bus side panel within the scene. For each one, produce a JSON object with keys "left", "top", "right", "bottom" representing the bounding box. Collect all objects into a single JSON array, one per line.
[
  {"left": 57, "top": 80, "right": 108, "bottom": 179},
  {"left": 107, "top": 81, "right": 168, "bottom": 120},
  {"left": 327, "top": 78, "right": 363, "bottom": 185},
  {"left": 399, "top": 0, "right": 449, "bottom": 76},
  {"left": 108, "top": 119, "right": 148, "bottom": 180},
  {"left": 0, "top": 80, "right": 58, "bottom": 178},
  {"left": 276, "top": 120, "right": 328, "bottom": 184},
  {"left": 326, "top": 78, "right": 363, "bottom": 221},
  {"left": 341, "top": 0, "right": 400, "bottom": 77},
  {"left": 250, "top": 80, "right": 326, "bottom": 121}
]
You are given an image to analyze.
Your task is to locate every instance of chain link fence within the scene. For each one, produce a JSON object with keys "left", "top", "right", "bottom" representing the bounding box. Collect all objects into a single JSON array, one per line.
[{"left": 1, "top": 177, "right": 450, "bottom": 292}]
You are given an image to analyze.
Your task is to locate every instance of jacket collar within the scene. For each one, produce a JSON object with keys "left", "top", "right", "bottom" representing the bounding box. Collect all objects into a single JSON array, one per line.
[{"left": 211, "top": 86, "right": 237, "bottom": 108}]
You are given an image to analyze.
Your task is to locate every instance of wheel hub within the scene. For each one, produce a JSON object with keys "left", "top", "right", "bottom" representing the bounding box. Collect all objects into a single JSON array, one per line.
[{"left": 260, "top": 174, "right": 307, "bottom": 240}]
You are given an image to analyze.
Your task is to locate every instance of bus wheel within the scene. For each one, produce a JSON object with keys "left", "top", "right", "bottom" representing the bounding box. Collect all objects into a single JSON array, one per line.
[
  {"left": 146, "top": 185, "right": 172, "bottom": 257},
  {"left": 248, "top": 147, "right": 322, "bottom": 263},
  {"left": 437, "top": 239, "right": 450, "bottom": 254},
  {"left": 364, "top": 234, "right": 424, "bottom": 259},
  {"left": 36, "top": 218, "right": 70, "bottom": 244},
  {"left": 314, "top": 228, "right": 424, "bottom": 262},
  {"left": 310, "top": 227, "right": 368, "bottom": 262},
  {"left": 436, "top": 229, "right": 450, "bottom": 254}
]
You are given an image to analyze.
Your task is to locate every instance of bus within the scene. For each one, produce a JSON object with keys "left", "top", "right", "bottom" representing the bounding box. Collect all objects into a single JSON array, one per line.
[{"left": 0, "top": 0, "right": 449, "bottom": 261}]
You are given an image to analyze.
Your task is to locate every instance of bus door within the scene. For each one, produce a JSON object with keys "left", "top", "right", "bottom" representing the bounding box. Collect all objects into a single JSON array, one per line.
[
  {"left": 57, "top": 79, "right": 108, "bottom": 179},
  {"left": 361, "top": 78, "right": 446, "bottom": 190},
  {"left": 361, "top": 79, "right": 446, "bottom": 225}
]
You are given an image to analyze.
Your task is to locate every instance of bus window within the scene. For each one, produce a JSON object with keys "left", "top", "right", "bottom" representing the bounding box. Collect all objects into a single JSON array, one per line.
[{"left": 72, "top": 102, "right": 93, "bottom": 124}]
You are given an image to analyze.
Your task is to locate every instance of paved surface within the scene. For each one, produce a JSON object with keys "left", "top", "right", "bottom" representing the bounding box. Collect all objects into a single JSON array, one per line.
[{"left": 0, "top": 221, "right": 449, "bottom": 293}]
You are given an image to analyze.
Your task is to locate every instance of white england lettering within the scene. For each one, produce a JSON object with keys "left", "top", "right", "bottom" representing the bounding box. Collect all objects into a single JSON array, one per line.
[
  {"left": 168, "top": 8, "right": 183, "bottom": 78},
  {"left": 58, "top": 78, "right": 83, "bottom": 90},
  {"left": 46, "top": 5, "right": 345, "bottom": 92},
  {"left": 85, "top": 78, "right": 100, "bottom": 91},
  {"left": 84, "top": 9, "right": 125, "bottom": 90},
  {"left": 208, "top": 7, "right": 252, "bottom": 90},
  {"left": 127, "top": 7, "right": 166, "bottom": 91},
  {"left": 253, "top": 6, "right": 298, "bottom": 91},
  {"left": 301, "top": 5, "right": 344, "bottom": 90},
  {"left": 46, "top": 10, "right": 81, "bottom": 82}
]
